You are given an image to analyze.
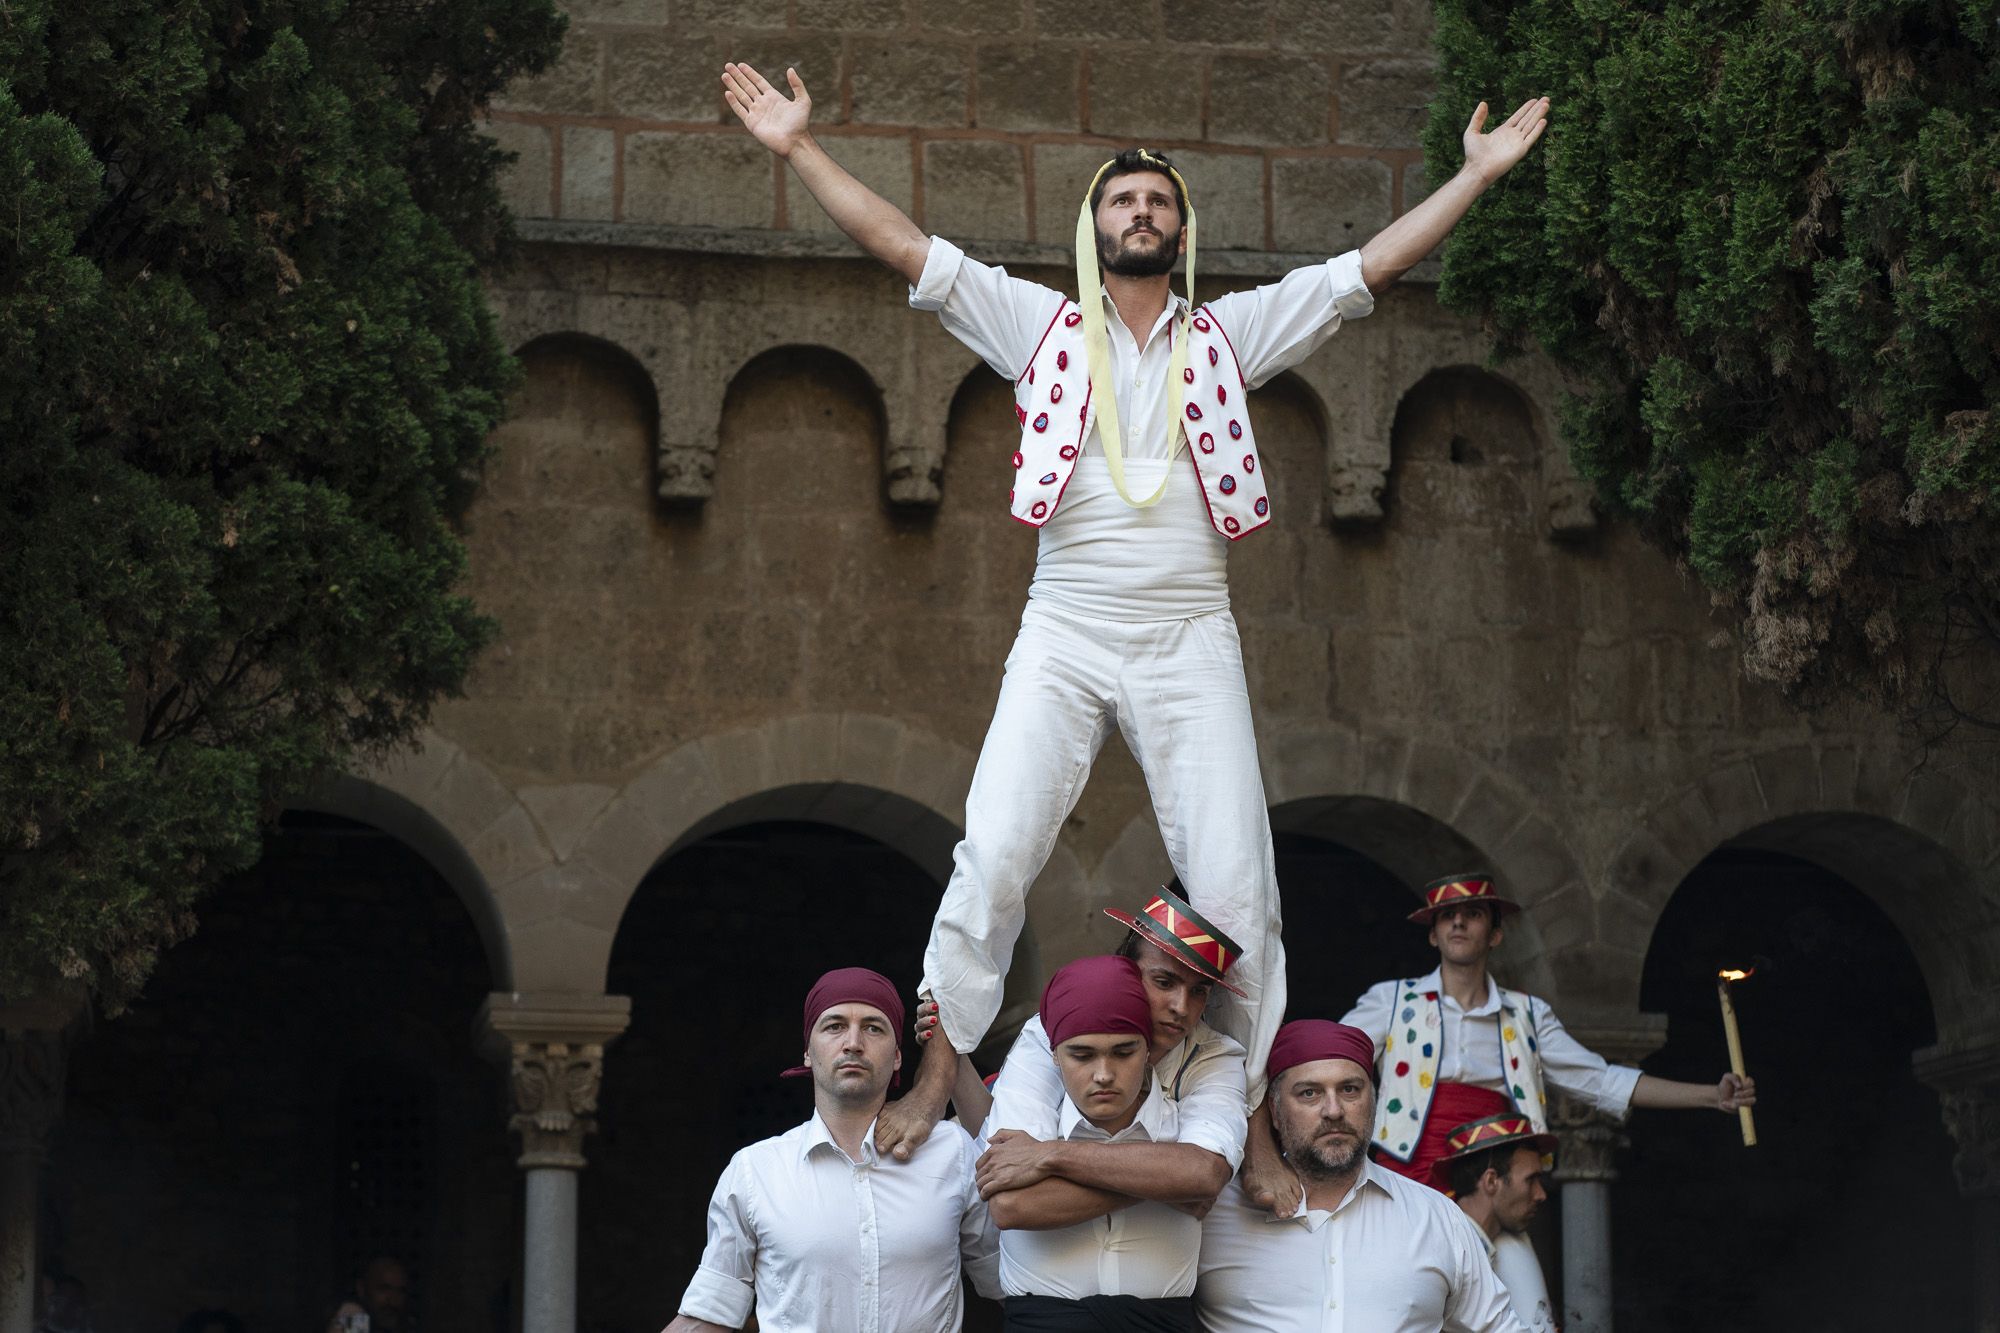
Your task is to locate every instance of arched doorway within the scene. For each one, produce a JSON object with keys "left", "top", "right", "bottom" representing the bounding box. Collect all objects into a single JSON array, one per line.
[
  {"left": 48, "top": 811, "right": 510, "bottom": 1333},
  {"left": 581, "top": 788, "right": 986, "bottom": 1333},
  {"left": 1617, "top": 842, "right": 1972, "bottom": 1329}
]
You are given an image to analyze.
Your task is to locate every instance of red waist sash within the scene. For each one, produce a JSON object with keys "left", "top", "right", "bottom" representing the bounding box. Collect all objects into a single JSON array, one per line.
[{"left": 1372, "top": 1081, "right": 1510, "bottom": 1191}]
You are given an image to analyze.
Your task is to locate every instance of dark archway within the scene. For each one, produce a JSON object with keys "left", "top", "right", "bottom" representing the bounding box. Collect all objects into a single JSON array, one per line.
[
  {"left": 48, "top": 812, "right": 510, "bottom": 1333},
  {"left": 583, "top": 816, "right": 984, "bottom": 1333},
  {"left": 1272, "top": 831, "right": 1438, "bottom": 1024},
  {"left": 1615, "top": 847, "right": 1971, "bottom": 1330}
]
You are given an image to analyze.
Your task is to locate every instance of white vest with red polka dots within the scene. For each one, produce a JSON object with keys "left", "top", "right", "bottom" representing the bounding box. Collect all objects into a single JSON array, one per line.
[{"left": 1008, "top": 301, "right": 1271, "bottom": 540}]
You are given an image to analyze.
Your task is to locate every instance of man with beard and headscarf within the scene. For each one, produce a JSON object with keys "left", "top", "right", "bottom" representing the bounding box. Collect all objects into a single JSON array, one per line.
[
  {"left": 717, "top": 59, "right": 1554, "bottom": 1161},
  {"left": 1193, "top": 1020, "right": 1526, "bottom": 1333},
  {"left": 665, "top": 968, "right": 1000, "bottom": 1333}
]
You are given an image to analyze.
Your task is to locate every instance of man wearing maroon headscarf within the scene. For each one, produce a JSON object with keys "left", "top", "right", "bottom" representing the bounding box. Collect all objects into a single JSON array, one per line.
[
  {"left": 1193, "top": 1020, "right": 1527, "bottom": 1333},
  {"left": 983, "top": 955, "right": 1218, "bottom": 1332},
  {"left": 667, "top": 968, "right": 1000, "bottom": 1333}
]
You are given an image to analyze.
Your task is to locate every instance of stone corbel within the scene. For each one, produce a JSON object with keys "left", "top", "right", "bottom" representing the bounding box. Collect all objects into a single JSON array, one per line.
[
  {"left": 656, "top": 435, "right": 717, "bottom": 506},
  {"left": 884, "top": 417, "right": 945, "bottom": 508},
  {"left": 477, "top": 993, "right": 632, "bottom": 1170}
]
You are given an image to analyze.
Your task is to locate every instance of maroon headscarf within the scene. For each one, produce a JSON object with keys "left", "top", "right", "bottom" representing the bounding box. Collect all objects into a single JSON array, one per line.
[
  {"left": 1266, "top": 1019, "right": 1377, "bottom": 1085},
  {"left": 1040, "top": 955, "right": 1153, "bottom": 1048},
  {"left": 781, "top": 967, "right": 905, "bottom": 1087}
]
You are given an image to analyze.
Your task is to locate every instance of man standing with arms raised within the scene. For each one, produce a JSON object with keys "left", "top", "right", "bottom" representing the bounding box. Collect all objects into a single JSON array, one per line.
[{"left": 719, "top": 59, "right": 1553, "bottom": 1156}]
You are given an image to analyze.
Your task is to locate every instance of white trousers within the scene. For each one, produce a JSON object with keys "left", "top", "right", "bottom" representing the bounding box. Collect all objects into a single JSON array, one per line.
[{"left": 921, "top": 600, "right": 1286, "bottom": 1096}]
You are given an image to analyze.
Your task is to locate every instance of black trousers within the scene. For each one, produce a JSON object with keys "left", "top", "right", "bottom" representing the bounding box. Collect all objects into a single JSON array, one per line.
[{"left": 1000, "top": 1293, "right": 1196, "bottom": 1332}]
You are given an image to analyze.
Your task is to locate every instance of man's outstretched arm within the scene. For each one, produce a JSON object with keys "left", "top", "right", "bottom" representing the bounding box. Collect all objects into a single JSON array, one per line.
[
  {"left": 1358, "top": 96, "right": 1550, "bottom": 294},
  {"left": 722, "top": 62, "right": 929, "bottom": 283}
]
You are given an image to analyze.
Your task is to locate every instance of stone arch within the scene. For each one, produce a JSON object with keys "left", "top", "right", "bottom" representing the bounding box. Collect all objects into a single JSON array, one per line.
[
  {"left": 718, "top": 342, "right": 905, "bottom": 505},
  {"left": 1604, "top": 746, "right": 2000, "bottom": 1052},
  {"left": 1099, "top": 725, "right": 1590, "bottom": 1002},
  {"left": 560, "top": 715, "right": 1002, "bottom": 986},
  {"left": 333, "top": 736, "right": 545, "bottom": 989},
  {"left": 1313, "top": 328, "right": 1595, "bottom": 533}
]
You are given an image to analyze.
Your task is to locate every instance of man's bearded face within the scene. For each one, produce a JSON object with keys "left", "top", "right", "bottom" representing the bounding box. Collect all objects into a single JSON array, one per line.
[
  {"left": 1272, "top": 1059, "right": 1376, "bottom": 1181},
  {"left": 1093, "top": 169, "right": 1183, "bottom": 277}
]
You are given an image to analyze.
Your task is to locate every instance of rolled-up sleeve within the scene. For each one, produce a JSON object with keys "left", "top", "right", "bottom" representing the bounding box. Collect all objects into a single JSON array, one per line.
[
  {"left": 1204, "top": 247, "right": 1376, "bottom": 388},
  {"left": 907, "top": 235, "right": 1066, "bottom": 380},
  {"left": 1167, "top": 1037, "right": 1250, "bottom": 1170},
  {"left": 677, "top": 1156, "right": 758, "bottom": 1328},
  {"left": 1533, "top": 1002, "right": 1642, "bottom": 1120}
]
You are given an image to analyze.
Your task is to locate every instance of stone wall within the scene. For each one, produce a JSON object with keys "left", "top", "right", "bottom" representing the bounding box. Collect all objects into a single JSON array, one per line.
[{"left": 483, "top": 0, "right": 1440, "bottom": 255}]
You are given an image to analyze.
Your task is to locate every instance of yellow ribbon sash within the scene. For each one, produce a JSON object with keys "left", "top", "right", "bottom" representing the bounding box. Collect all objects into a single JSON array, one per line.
[{"left": 1074, "top": 153, "right": 1200, "bottom": 510}]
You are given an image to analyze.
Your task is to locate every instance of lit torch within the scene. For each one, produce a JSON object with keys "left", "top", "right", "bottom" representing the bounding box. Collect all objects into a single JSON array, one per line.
[{"left": 1716, "top": 967, "right": 1757, "bottom": 1147}]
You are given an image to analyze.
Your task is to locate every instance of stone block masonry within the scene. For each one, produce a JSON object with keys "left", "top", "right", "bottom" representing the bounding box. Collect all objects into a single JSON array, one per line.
[{"left": 484, "top": 0, "right": 1436, "bottom": 247}]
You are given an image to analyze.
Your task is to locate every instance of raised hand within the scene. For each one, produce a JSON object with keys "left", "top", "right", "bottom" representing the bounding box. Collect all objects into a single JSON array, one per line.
[
  {"left": 1461, "top": 95, "right": 1551, "bottom": 186},
  {"left": 722, "top": 61, "right": 812, "bottom": 159}
]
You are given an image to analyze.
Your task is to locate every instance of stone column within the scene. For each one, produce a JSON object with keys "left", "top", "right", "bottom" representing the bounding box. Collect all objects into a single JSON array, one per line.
[
  {"left": 1548, "top": 1014, "right": 1665, "bottom": 1333},
  {"left": 1550, "top": 1094, "right": 1623, "bottom": 1333},
  {"left": 0, "top": 996, "right": 82, "bottom": 1333},
  {"left": 1916, "top": 1041, "right": 2000, "bottom": 1332},
  {"left": 477, "top": 994, "right": 630, "bottom": 1333}
]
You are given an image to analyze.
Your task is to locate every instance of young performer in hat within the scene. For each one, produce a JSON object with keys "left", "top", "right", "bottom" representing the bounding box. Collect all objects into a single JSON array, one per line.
[
  {"left": 718, "top": 61, "right": 1554, "bottom": 1155},
  {"left": 1438, "top": 1115, "right": 1561, "bottom": 1333},
  {"left": 1195, "top": 1020, "right": 1528, "bottom": 1333},
  {"left": 920, "top": 887, "right": 1249, "bottom": 1184},
  {"left": 984, "top": 954, "right": 1211, "bottom": 1332},
  {"left": 666, "top": 968, "right": 999, "bottom": 1333},
  {"left": 1243, "top": 872, "right": 1758, "bottom": 1214}
]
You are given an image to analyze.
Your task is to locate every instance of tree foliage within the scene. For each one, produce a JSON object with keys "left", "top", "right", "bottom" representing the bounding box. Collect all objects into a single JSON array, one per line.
[
  {"left": 0, "top": 0, "right": 564, "bottom": 1006},
  {"left": 1427, "top": 0, "right": 2000, "bottom": 730}
]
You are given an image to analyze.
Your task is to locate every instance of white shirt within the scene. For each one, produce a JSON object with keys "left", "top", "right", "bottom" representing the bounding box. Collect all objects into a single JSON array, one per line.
[
  {"left": 1343, "top": 968, "right": 1643, "bottom": 1118},
  {"left": 991, "top": 1073, "right": 1203, "bottom": 1300},
  {"left": 1195, "top": 1158, "right": 1528, "bottom": 1333},
  {"left": 678, "top": 1111, "right": 1000, "bottom": 1333},
  {"left": 983, "top": 1014, "right": 1250, "bottom": 1170},
  {"left": 1483, "top": 1229, "right": 1558, "bottom": 1333},
  {"left": 909, "top": 238, "right": 1374, "bottom": 622}
]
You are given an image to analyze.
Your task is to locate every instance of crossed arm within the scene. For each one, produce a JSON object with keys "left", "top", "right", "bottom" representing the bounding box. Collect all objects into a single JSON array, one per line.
[
  {"left": 724, "top": 60, "right": 1551, "bottom": 299},
  {"left": 978, "top": 1130, "right": 1232, "bottom": 1230}
]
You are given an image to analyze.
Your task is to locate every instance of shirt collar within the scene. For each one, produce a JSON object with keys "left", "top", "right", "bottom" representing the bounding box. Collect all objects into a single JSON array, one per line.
[
  {"left": 1056, "top": 1067, "right": 1171, "bottom": 1142},
  {"left": 801, "top": 1109, "right": 881, "bottom": 1167},
  {"left": 1417, "top": 967, "right": 1501, "bottom": 1016},
  {"left": 1271, "top": 1156, "right": 1394, "bottom": 1231},
  {"left": 1095, "top": 288, "right": 1189, "bottom": 351}
]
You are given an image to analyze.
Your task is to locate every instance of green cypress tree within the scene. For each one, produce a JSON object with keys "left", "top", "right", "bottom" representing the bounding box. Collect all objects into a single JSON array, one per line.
[
  {"left": 1426, "top": 0, "right": 2000, "bottom": 730},
  {"left": 0, "top": 0, "right": 564, "bottom": 1006}
]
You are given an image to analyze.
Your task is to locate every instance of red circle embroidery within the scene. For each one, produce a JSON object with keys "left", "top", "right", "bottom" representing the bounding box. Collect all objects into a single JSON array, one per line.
[
  {"left": 1183, "top": 368, "right": 1195, "bottom": 384},
  {"left": 1223, "top": 516, "right": 1240, "bottom": 533},
  {"left": 1059, "top": 445, "right": 1077, "bottom": 460},
  {"left": 1064, "top": 312, "right": 1081, "bottom": 327},
  {"left": 1395, "top": 1061, "right": 1411, "bottom": 1077},
  {"left": 1051, "top": 383, "right": 1064, "bottom": 403},
  {"left": 1057, "top": 350, "right": 1069, "bottom": 370},
  {"left": 1012, "top": 452, "right": 1024, "bottom": 469},
  {"left": 1219, "top": 475, "right": 1237, "bottom": 495},
  {"left": 1216, "top": 385, "right": 1228, "bottom": 405},
  {"left": 1193, "top": 317, "right": 1211, "bottom": 332},
  {"left": 1243, "top": 455, "right": 1255, "bottom": 473},
  {"left": 1198, "top": 432, "right": 1214, "bottom": 453}
]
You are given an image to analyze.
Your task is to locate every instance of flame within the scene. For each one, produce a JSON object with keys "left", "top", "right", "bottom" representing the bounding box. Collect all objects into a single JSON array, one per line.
[{"left": 1717, "top": 967, "right": 1755, "bottom": 982}]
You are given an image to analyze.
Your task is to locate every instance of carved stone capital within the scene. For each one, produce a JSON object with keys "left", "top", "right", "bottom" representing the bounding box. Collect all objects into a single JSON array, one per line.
[
  {"left": 1915, "top": 1041, "right": 2000, "bottom": 1199},
  {"left": 477, "top": 992, "right": 631, "bottom": 1171},
  {"left": 1549, "top": 1091, "right": 1626, "bottom": 1184},
  {"left": 884, "top": 442, "right": 943, "bottom": 508},
  {"left": 507, "top": 1041, "right": 603, "bottom": 1169}
]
